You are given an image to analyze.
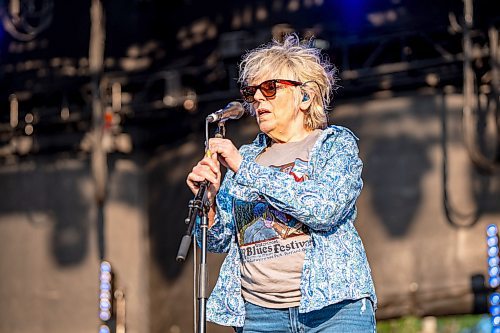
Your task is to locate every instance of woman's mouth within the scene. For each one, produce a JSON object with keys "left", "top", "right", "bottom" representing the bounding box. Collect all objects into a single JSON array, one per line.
[{"left": 257, "top": 108, "right": 271, "bottom": 116}]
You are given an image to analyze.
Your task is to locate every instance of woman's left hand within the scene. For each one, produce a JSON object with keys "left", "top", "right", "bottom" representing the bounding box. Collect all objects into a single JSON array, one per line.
[{"left": 208, "top": 138, "right": 242, "bottom": 173}]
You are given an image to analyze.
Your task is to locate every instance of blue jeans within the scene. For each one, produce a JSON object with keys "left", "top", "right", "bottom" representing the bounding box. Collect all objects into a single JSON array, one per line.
[{"left": 235, "top": 298, "right": 376, "bottom": 333}]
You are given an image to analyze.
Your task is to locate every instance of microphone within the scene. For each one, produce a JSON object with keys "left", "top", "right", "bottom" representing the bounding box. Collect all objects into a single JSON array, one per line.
[{"left": 206, "top": 101, "right": 245, "bottom": 123}]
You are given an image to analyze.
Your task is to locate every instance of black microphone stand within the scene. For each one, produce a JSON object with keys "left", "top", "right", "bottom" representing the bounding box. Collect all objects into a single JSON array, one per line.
[{"left": 177, "top": 120, "right": 226, "bottom": 333}]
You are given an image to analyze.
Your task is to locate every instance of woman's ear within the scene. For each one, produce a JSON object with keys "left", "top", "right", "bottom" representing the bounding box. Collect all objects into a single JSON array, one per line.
[{"left": 299, "top": 91, "right": 313, "bottom": 111}]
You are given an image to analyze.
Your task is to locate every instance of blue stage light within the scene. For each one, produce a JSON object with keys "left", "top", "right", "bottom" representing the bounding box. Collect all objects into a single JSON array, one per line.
[
  {"left": 489, "top": 236, "right": 499, "bottom": 247},
  {"left": 490, "top": 256, "right": 500, "bottom": 267},
  {"left": 100, "top": 261, "right": 111, "bottom": 273},
  {"left": 491, "top": 293, "right": 500, "bottom": 306},
  {"left": 100, "top": 291, "right": 111, "bottom": 299},
  {"left": 100, "top": 298, "right": 111, "bottom": 311},
  {"left": 100, "top": 281, "right": 111, "bottom": 291},
  {"left": 491, "top": 305, "right": 500, "bottom": 316},
  {"left": 322, "top": 1, "right": 366, "bottom": 33},
  {"left": 100, "top": 272, "right": 112, "bottom": 281},
  {"left": 99, "top": 310, "right": 111, "bottom": 321},
  {"left": 489, "top": 229, "right": 500, "bottom": 329},
  {"left": 488, "top": 225, "right": 499, "bottom": 237},
  {"left": 490, "top": 277, "right": 500, "bottom": 289},
  {"left": 489, "top": 246, "right": 499, "bottom": 257},
  {"left": 99, "top": 260, "right": 113, "bottom": 323},
  {"left": 99, "top": 325, "right": 110, "bottom": 333}
]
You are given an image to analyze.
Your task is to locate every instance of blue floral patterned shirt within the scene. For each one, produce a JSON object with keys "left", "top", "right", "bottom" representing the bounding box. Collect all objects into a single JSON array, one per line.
[{"left": 198, "top": 125, "right": 377, "bottom": 327}]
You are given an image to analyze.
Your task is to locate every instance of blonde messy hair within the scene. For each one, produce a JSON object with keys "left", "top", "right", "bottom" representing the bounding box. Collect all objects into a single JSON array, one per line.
[{"left": 238, "top": 34, "right": 338, "bottom": 130}]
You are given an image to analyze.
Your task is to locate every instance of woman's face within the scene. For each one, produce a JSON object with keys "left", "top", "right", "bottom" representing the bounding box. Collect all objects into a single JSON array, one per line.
[{"left": 250, "top": 73, "right": 306, "bottom": 143}]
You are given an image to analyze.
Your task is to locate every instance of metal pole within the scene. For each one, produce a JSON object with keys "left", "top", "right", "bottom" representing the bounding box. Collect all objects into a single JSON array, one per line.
[
  {"left": 463, "top": 0, "right": 474, "bottom": 122},
  {"left": 89, "top": 0, "right": 107, "bottom": 204},
  {"left": 197, "top": 214, "right": 209, "bottom": 333}
]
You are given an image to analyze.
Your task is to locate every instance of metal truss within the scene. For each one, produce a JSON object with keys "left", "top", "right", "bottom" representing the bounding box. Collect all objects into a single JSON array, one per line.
[{"left": 0, "top": 0, "right": 499, "bottom": 159}]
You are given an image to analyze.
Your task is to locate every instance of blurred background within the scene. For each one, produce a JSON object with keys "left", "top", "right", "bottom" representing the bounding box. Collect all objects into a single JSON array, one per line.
[{"left": 0, "top": 0, "right": 499, "bottom": 332}]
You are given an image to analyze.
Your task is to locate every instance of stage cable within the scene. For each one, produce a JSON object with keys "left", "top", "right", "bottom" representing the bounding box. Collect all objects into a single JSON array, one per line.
[{"left": 440, "top": 89, "right": 481, "bottom": 228}]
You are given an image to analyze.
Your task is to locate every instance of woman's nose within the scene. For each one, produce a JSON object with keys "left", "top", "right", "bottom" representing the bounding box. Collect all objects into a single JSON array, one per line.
[{"left": 253, "top": 87, "right": 266, "bottom": 102}]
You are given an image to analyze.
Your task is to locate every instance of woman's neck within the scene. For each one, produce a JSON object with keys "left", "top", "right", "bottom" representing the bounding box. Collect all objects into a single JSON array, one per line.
[{"left": 269, "top": 127, "right": 312, "bottom": 144}]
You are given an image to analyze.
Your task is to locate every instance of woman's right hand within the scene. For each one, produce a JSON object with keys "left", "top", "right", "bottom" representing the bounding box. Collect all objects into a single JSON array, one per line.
[{"left": 186, "top": 152, "right": 221, "bottom": 205}]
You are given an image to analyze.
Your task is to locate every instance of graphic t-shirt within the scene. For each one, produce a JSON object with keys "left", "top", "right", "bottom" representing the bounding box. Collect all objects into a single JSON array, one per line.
[{"left": 235, "top": 129, "right": 322, "bottom": 308}]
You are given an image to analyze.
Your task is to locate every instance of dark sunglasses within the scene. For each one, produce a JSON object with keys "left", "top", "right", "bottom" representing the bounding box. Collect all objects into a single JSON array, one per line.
[{"left": 240, "top": 79, "right": 303, "bottom": 103}]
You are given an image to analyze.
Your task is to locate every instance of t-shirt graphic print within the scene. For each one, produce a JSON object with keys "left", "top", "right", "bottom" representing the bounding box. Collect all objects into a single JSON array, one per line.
[{"left": 234, "top": 159, "right": 310, "bottom": 263}]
